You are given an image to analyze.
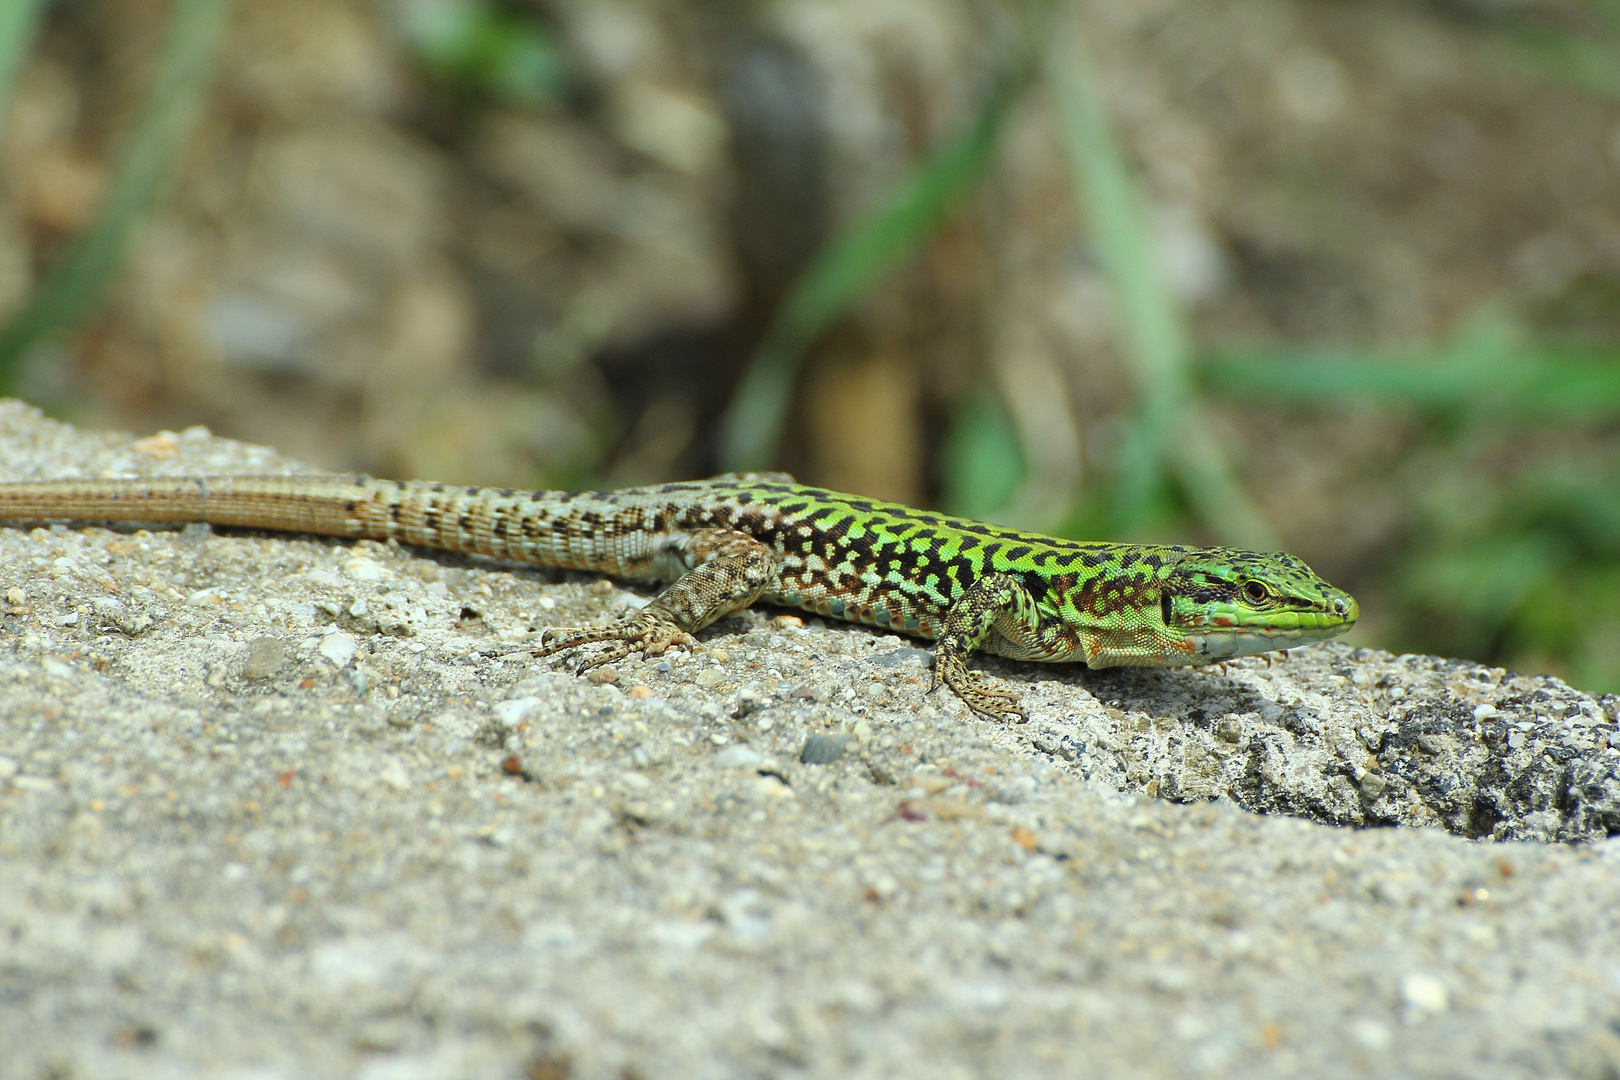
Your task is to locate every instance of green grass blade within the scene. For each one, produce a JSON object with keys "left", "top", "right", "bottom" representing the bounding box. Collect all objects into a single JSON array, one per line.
[
  {"left": 0, "top": 0, "right": 235, "bottom": 390},
  {"left": 716, "top": 71, "right": 1024, "bottom": 472},
  {"left": 938, "top": 389, "right": 1026, "bottom": 520},
  {"left": 1201, "top": 340, "right": 1620, "bottom": 418},
  {"left": 0, "top": 0, "right": 47, "bottom": 151},
  {"left": 1036, "top": 0, "right": 1276, "bottom": 549}
]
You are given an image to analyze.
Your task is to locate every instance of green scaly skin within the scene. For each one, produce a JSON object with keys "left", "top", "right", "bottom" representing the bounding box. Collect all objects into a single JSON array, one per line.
[{"left": 0, "top": 472, "right": 1359, "bottom": 721}]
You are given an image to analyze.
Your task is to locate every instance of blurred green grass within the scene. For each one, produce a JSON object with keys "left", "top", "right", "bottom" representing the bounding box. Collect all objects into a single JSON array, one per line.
[
  {"left": 0, "top": 0, "right": 234, "bottom": 388},
  {"left": 716, "top": 2, "right": 1620, "bottom": 690},
  {"left": 1205, "top": 316, "right": 1620, "bottom": 691},
  {"left": 396, "top": 0, "right": 565, "bottom": 107},
  {"left": 717, "top": 66, "right": 1023, "bottom": 473},
  {"left": 0, "top": 0, "right": 46, "bottom": 152}
]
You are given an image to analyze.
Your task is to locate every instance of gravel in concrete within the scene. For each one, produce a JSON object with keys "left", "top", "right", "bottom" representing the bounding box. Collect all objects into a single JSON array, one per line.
[{"left": 3, "top": 401, "right": 1620, "bottom": 1079}]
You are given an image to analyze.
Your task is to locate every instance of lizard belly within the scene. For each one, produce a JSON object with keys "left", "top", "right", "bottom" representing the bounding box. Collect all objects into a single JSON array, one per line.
[{"left": 981, "top": 632, "right": 1085, "bottom": 664}]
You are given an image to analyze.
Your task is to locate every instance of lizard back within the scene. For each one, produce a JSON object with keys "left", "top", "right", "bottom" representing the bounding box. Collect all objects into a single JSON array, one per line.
[{"left": 0, "top": 473, "right": 1164, "bottom": 641}]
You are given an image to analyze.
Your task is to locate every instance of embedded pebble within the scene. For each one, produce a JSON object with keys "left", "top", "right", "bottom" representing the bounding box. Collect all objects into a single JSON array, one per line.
[
  {"left": 1400, "top": 973, "right": 1449, "bottom": 1014},
  {"left": 493, "top": 697, "right": 541, "bottom": 729},
  {"left": 342, "top": 556, "right": 386, "bottom": 582},
  {"left": 318, "top": 632, "right": 359, "bottom": 668},
  {"left": 242, "top": 637, "right": 288, "bottom": 679},
  {"left": 40, "top": 657, "right": 75, "bottom": 679},
  {"left": 870, "top": 647, "right": 933, "bottom": 668},
  {"left": 800, "top": 733, "right": 854, "bottom": 765},
  {"left": 715, "top": 745, "right": 771, "bottom": 770}
]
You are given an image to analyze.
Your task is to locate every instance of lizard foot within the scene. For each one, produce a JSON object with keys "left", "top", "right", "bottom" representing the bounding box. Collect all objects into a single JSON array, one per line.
[
  {"left": 533, "top": 617, "right": 696, "bottom": 672},
  {"left": 931, "top": 650, "right": 1027, "bottom": 723}
]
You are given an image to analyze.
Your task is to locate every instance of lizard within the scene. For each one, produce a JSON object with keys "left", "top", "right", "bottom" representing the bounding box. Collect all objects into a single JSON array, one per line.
[{"left": 0, "top": 471, "right": 1358, "bottom": 721}]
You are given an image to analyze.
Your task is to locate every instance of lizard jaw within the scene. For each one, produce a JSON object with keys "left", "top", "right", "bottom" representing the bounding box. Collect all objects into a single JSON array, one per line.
[{"left": 1183, "top": 597, "right": 1360, "bottom": 660}]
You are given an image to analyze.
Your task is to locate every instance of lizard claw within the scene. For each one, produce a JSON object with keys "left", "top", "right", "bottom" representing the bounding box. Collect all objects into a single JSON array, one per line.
[
  {"left": 535, "top": 617, "right": 696, "bottom": 673},
  {"left": 932, "top": 648, "right": 1028, "bottom": 723}
]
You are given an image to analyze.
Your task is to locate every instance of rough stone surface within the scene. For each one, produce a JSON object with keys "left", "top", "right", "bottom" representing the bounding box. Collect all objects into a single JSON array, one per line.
[{"left": 4, "top": 400, "right": 1620, "bottom": 1079}]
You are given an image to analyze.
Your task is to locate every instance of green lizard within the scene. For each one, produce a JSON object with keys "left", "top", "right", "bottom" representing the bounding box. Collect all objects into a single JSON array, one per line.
[{"left": 0, "top": 472, "right": 1358, "bottom": 720}]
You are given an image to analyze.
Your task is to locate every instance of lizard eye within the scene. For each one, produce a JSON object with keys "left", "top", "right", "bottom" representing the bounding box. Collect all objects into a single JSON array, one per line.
[{"left": 1243, "top": 580, "right": 1269, "bottom": 603}]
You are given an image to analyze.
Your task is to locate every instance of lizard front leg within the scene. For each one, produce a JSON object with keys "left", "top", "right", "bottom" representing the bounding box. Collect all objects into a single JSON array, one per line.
[
  {"left": 534, "top": 529, "right": 779, "bottom": 671},
  {"left": 930, "top": 571, "right": 1044, "bottom": 723}
]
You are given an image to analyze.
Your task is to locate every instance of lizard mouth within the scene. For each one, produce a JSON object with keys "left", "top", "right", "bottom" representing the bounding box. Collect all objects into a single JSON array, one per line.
[
  {"left": 1165, "top": 594, "right": 1359, "bottom": 660},
  {"left": 1188, "top": 622, "right": 1350, "bottom": 660}
]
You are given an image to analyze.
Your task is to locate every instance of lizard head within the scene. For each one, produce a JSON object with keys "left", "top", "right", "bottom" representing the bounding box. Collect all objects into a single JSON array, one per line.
[{"left": 1159, "top": 549, "right": 1358, "bottom": 661}]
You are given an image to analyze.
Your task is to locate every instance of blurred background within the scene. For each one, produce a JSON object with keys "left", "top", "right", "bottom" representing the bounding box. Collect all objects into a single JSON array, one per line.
[{"left": 0, "top": 0, "right": 1617, "bottom": 688}]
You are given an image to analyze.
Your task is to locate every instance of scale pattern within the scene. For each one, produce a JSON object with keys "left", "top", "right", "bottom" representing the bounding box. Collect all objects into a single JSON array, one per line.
[{"left": 0, "top": 472, "right": 1359, "bottom": 718}]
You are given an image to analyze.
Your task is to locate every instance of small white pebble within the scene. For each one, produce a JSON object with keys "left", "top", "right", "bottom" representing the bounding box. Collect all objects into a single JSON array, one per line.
[
  {"left": 342, "top": 556, "right": 386, "bottom": 583},
  {"left": 715, "top": 745, "right": 770, "bottom": 770},
  {"left": 493, "top": 697, "right": 540, "bottom": 729},
  {"left": 377, "top": 761, "right": 411, "bottom": 792},
  {"left": 318, "top": 633, "right": 359, "bottom": 668},
  {"left": 1347, "top": 1017, "right": 1393, "bottom": 1050},
  {"left": 1400, "top": 973, "right": 1449, "bottom": 1015},
  {"left": 40, "top": 657, "right": 75, "bottom": 679},
  {"left": 1472, "top": 704, "right": 1497, "bottom": 721}
]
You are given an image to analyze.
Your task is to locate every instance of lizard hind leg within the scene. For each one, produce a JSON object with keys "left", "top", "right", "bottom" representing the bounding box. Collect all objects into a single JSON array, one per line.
[{"left": 532, "top": 528, "right": 779, "bottom": 671}]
